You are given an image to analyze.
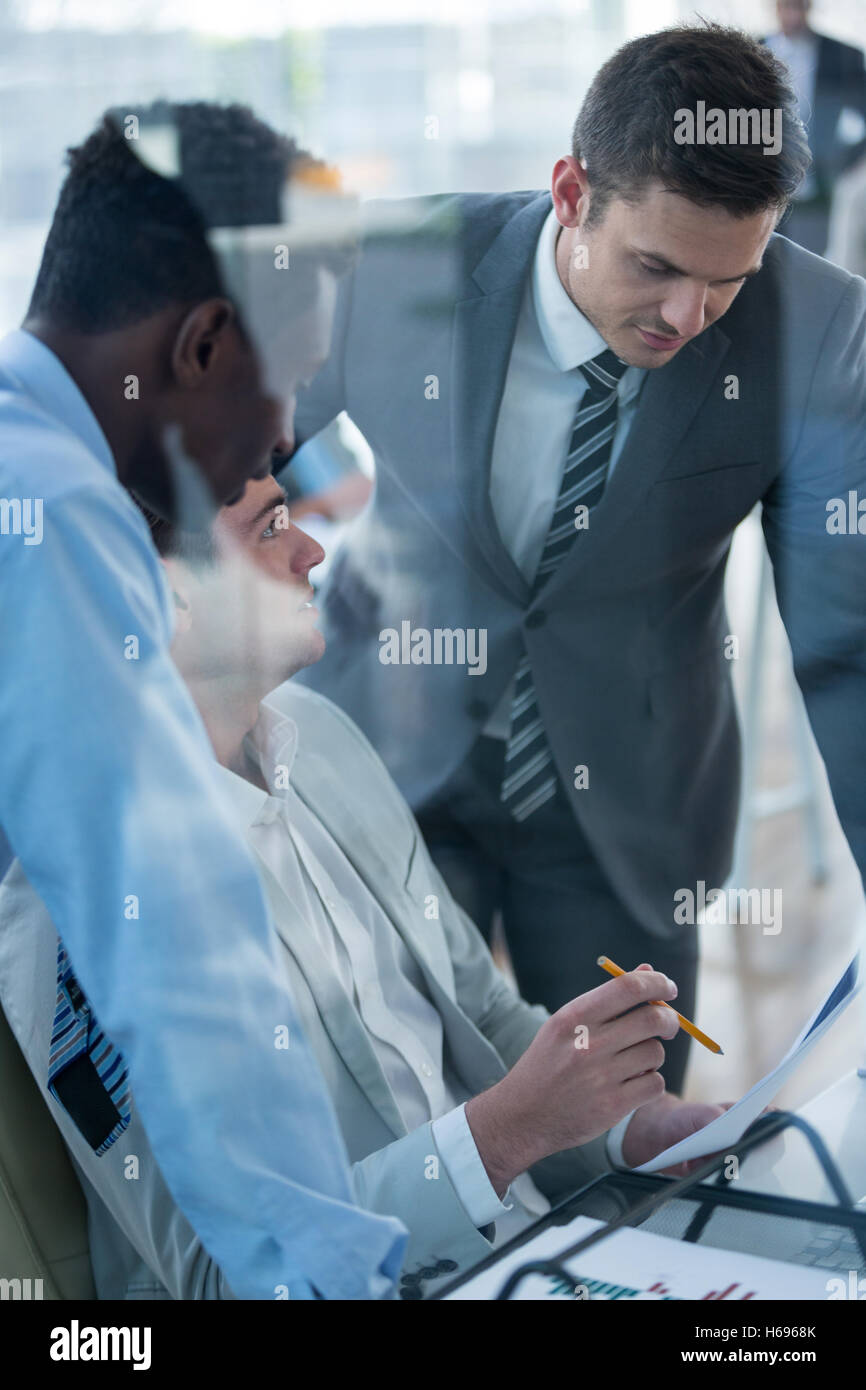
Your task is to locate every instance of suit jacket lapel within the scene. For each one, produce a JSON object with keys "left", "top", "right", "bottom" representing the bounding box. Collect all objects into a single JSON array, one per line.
[
  {"left": 450, "top": 193, "right": 552, "bottom": 606},
  {"left": 217, "top": 766, "right": 408, "bottom": 1139},
  {"left": 256, "top": 851, "right": 409, "bottom": 1140},
  {"left": 542, "top": 321, "right": 732, "bottom": 596},
  {"left": 220, "top": 751, "right": 510, "bottom": 1127},
  {"left": 290, "top": 751, "right": 452, "bottom": 982},
  {"left": 291, "top": 759, "right": 509, "bottom": 1090}
]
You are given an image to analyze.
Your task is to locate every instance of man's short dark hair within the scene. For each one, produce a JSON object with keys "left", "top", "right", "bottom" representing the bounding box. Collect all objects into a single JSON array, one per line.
[
  {"left": 138, "top": 502, "right": 218, "bottom": 568},
  {"left": 27, "top": 100, "right": 354, "bottom": 333},
  {"left": 573, "top": 23, "right": 811, "bottom": 226}
]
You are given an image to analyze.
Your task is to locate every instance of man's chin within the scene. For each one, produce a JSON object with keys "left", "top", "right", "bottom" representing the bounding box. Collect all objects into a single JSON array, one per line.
[
  {"left": 282, "top": 632, "right": 327, "bottom": 683},
  {"left": 621, "top": 343, "right": 685, "bottom": 369}
]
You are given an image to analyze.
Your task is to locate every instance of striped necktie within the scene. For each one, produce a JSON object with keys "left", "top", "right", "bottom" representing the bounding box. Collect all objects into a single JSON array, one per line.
[
  {"left": 500, "top": 347, "right": 629, "bottom": 822},
  {"left": 48, "top": 941, "right": 131, "bottom": 1155}
]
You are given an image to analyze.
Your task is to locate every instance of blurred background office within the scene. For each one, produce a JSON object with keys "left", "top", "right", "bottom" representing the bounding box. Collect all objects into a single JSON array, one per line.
[{"left": 2, "top": 0, "right": 863, "bottom": 1107}]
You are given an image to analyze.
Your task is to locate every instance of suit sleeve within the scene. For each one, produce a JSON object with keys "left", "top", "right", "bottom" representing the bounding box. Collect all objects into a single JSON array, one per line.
[
  {"left": 423, "top": 856, "right": 615, "bottom": 1198},
  {"left": 762, "top": 275, "right": 866, "bottom": 891}
]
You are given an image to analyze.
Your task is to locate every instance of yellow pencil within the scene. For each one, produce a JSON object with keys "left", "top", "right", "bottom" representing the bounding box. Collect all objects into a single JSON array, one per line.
[{"left": 597, "top": 954, "right": 724, "bottom": 1055}]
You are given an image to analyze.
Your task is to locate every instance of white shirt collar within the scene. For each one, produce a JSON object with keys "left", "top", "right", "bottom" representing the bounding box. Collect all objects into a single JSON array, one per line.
[
  {"left": 532, "top": 207, "right": 610, "bottom": 373},
  {"left": 246, "top": 694, "right": 301, "bottom": 795},
  {"left": 216, "top": 695, "right": 304, "bottom": 834}
]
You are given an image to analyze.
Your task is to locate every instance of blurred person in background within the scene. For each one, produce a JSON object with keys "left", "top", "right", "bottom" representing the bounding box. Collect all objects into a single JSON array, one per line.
[{"left": 765, "top": 0, "right": 866, "bottom": 254}]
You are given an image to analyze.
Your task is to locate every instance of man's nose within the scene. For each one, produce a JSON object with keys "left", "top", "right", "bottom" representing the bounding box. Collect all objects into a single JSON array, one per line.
[
  {"left": 659, "top": 284, "right": 708, "bottom": 339},
  {"left": 294, "top": 531, "right": 326, "bottom": 579}
]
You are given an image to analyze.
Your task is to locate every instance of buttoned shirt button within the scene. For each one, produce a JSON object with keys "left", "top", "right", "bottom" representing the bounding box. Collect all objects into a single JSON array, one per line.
[{"left": 421, "top": 1063, "right": 433, "bottom": 1077}]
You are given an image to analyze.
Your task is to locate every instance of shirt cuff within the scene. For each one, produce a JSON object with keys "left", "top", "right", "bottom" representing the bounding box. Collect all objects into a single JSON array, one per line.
[
  {"left": 431, "top": 1103, "right": 515, "bottom": 1229},
  {"left": 605, "top": 1110, "right": 636, "bottom": 1170}
]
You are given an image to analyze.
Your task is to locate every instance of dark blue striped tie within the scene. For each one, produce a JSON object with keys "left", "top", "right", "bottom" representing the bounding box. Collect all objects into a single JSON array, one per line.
[
  {"left": 48, "top": 942, "right": 131, "bottom": 1155},
  {"left": 500, "top": 347, "right": 629, "bottom": 822}
]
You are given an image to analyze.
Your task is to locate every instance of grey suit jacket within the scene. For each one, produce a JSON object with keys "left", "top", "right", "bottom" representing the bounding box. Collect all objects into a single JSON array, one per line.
[
  {"left": 0, "top": 683, "right": 613, "bottom": 1299},
  {"left": 292, "top": 191, "right": 866, "bottom": 938}
]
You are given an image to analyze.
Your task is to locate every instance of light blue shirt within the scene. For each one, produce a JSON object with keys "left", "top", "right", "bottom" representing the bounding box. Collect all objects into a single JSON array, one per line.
[{"left": 0, "top": 328, "right": 407, "bottom": 1300}]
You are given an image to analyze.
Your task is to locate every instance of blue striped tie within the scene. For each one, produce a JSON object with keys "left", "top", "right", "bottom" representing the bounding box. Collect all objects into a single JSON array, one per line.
[
  {"left": 500, "top": 347, "right": 629, "bottom": 822},
  {"left": 48, "top": 941, "right": 131, "bottom": 1155}
]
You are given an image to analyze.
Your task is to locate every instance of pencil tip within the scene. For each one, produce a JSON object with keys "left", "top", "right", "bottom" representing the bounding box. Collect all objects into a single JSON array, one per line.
[{"left": 718, "top": 1048, "right": 725, "bottom": 1055}]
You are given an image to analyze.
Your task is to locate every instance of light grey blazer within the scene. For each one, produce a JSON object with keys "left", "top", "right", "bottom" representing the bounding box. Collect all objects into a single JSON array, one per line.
[{"left": 0, "top": 683, "right": 614, "bottom": 1299}]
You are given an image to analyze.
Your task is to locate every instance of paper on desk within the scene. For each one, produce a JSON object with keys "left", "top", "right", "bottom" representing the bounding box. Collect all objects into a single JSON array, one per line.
[
  {"left": 445, "top": 1214, "right": 835, "bottom": 1300},
  {"left": 635, "top": 953, "right": 861, "bottom": 1173}
]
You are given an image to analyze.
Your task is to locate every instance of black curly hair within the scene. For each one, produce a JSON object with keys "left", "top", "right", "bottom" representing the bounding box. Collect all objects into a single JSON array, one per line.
[{"left": 27, "top": 100, "right": 353, "bottom": 333}]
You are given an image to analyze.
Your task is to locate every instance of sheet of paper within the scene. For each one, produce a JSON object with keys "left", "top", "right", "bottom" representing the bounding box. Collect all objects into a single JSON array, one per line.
[
  {"left": 445, "top": 1214, "right": 836, "bottom": 1300},
  {"left": 636, "top": 953, "right": 861, "bottom": 1173}
]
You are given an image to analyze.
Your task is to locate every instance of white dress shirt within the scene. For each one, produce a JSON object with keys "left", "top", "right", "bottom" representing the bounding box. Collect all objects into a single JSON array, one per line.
[
  {"left": 483, "top": 207, "right": 647, "bottom": 737},
  {"left": 244, "top": 698, "right": 552, "bottom": 1239}
]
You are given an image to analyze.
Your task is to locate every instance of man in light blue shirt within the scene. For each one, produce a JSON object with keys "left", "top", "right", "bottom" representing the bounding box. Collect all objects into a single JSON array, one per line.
[{"left": 0, "top": 102, "right": 406, "bottom": 1299}]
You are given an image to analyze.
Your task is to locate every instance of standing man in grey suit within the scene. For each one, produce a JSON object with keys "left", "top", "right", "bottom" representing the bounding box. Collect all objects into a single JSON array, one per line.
[{"left": 290, "top": 23, "right": 866, "bottom": 1090}]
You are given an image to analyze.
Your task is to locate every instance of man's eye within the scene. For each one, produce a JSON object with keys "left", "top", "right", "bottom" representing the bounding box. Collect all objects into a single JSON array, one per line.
[
  {"left": 260, "top": 521, "right": 277, "bottom": 539},
  {"left": 639, "top": 261, "right": 668, "bottom": 276}
]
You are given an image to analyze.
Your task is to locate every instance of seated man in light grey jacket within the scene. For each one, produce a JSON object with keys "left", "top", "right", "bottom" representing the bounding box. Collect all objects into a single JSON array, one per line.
[{"left": 0, "top": 475, "right": 725, "bottom": 1299}]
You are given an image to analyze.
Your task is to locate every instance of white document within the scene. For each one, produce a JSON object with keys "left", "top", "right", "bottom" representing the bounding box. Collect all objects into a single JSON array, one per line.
[
  {"left": 636, "top": 953, "right": 861, "bottom": 1173},
  {"left": 445, "top": 1214, "right": 836, "bottom": 1300}
]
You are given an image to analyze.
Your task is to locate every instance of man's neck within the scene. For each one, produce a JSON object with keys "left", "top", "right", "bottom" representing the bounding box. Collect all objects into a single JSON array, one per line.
[
  {"left": 23, "top": 320, "right": 142, "bottom": 483},
  {"left": 554, "top": 223, "right": 595, "bottom": 326},
  {"left": 186, "top": 678, "right": 267, "bottom": 791},
  {"left": 21, "top": 313, "right": 184, "bottom": 505}
]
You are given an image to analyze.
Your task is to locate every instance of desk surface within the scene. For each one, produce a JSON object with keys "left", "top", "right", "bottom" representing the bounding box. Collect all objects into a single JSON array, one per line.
[{"left": 738, "top": 1069, "right": 866, "bottom": 1206}]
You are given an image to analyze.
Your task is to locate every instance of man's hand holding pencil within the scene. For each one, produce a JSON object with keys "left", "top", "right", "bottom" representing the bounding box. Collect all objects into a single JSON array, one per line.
[{"left": 465, "top": 965, "right": 682, "bottom": 1197}]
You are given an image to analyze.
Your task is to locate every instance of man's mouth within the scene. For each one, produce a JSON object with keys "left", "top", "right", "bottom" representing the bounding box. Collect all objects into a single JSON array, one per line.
[{"left": 636, "top": 327, "right": 686, "bottom": 352}]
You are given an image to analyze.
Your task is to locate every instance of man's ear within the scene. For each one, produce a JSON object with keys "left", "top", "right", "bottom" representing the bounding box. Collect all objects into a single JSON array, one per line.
[
  {"left": 551, "top": 155, "right": 590, "bottom": 229},
  {"left": 162, "top": 557, "right": 194, "bottom": 634},
  {"left": 171, "top": 298, "right": 237, "bottom": 388}
]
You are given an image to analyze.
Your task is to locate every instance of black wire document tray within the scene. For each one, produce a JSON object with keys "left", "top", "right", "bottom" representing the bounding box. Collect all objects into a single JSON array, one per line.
[{"left": 433, "top": 1113, "right": 866, "bottom": 1301}]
